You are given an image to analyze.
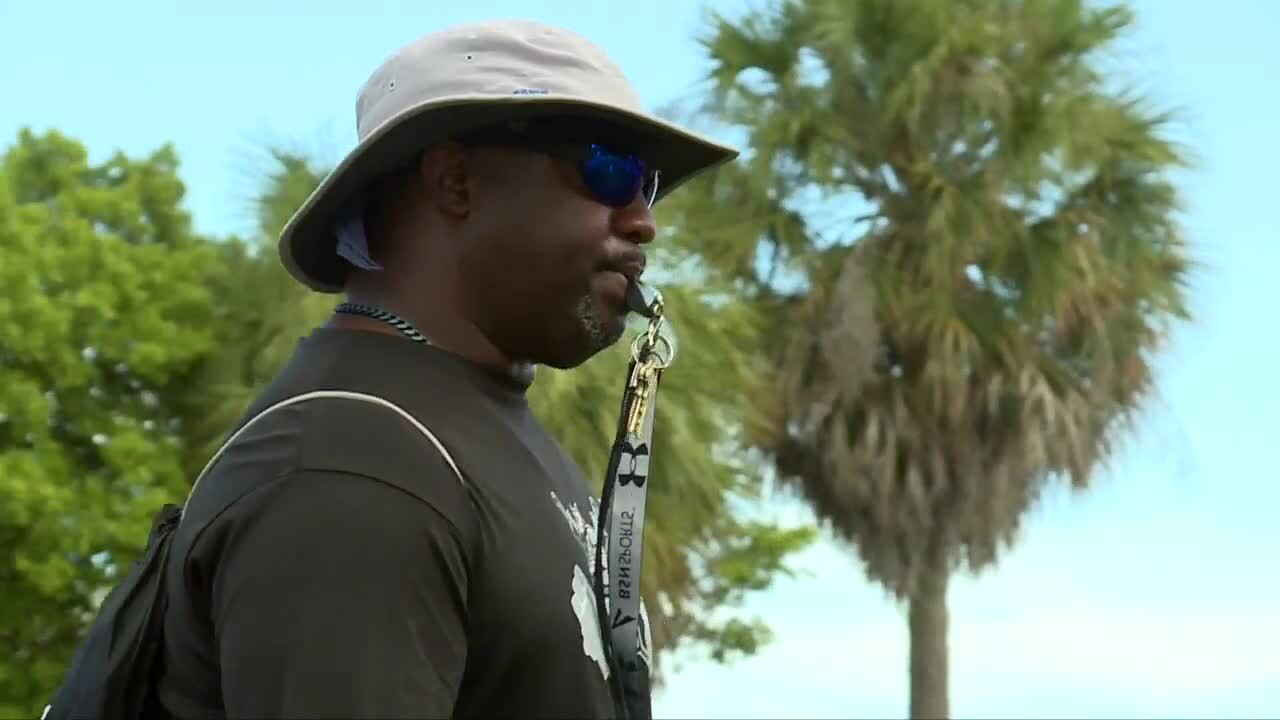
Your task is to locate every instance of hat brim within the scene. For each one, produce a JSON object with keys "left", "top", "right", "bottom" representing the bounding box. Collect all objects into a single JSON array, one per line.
[{"left": 277, "top": 94, "right": 740, "bottom": 293}]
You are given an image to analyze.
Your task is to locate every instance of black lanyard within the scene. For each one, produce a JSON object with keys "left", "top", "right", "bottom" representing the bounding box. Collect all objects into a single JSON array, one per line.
[{"left": 593, "top": 282, "right": 673, "bottom": 720}]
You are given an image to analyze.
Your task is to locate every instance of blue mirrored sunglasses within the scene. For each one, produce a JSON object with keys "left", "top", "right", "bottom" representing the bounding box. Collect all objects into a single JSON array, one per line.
[
  {"left": 577, "top": 144, "right": 661, "bottom": 209},
  {"left": 463, "top": 134, "right": 661, "bottom": 209}
]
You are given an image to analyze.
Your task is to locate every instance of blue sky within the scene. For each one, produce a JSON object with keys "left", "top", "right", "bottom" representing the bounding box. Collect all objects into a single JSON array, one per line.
[{"left": 4, "top": 1, "right": 1278, "bottom": 717}]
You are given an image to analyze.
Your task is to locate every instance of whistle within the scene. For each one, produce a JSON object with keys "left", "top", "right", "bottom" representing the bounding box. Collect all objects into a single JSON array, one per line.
[{"left": 625, "top": 280, "right": 659, "bottom": 319}]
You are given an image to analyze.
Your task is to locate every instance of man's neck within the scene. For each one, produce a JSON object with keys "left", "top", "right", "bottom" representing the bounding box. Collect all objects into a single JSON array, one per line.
[{"left": 336, "top": 286, "right": 535, "bottom": 389}]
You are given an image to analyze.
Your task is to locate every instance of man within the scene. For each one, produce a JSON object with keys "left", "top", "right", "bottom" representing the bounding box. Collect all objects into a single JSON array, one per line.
[{"left": 154, "top": 18, "right": 737, "bottom": 720}]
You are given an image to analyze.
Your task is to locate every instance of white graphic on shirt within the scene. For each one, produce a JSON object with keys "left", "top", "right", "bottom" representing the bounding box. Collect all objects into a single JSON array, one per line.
[
  {"left": 571, "top": 564, "right": 610, "bottom": 679},
  {"left": 550, "top": 490, "right": 653, "bottom": 679}
]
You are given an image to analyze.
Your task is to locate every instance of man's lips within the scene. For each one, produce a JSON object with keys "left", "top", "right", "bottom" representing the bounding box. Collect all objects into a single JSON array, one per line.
[
  {"left": 593, "top": 248, "right": 647, "bottom": 313},
  {"left": 600, "top": 248, "right": 647, "bottom": 284},
  {"left": 597, "top": 269, "right": 630, "bottom": 300}
]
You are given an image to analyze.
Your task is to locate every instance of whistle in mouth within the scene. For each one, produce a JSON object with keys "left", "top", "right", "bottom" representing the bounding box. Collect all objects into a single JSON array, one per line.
[{"left": 625, "top": 280, "right": 659, "bottom": 319}]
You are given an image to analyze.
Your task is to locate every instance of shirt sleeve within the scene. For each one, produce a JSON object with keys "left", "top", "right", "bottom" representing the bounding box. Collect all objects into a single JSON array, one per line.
[{"left": 205, "top": 468, "right": 470, "bottom": 719}]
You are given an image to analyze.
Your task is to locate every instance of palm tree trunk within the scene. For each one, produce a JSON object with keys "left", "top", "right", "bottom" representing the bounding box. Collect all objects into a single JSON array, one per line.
[{"left": 908, "top": 551, "right": 950, "bottom": 720}]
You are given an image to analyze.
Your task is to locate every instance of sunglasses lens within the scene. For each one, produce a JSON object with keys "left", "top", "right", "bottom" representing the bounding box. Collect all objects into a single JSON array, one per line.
[{"left": 582, "top": 145, "right": 654, "bottom": 208}]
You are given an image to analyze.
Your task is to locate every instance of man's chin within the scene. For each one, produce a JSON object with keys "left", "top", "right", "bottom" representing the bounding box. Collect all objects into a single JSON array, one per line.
[
  {"left": 540, "top": 317, "right": 626, "bottom": 370},
  {"left": 600, "top": 311, "right": 627, "bottom": 344},
  {"left": 581, "top": 296, "right": 627, "bottom": 349}
]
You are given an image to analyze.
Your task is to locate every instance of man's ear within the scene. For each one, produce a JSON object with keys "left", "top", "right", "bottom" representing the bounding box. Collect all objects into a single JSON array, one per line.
[{"left": 417, "top": 144, "right": 471, "bottom": 220}]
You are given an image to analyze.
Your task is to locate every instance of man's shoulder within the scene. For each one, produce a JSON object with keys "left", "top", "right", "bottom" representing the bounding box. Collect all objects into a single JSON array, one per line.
[
  {"left": 287, "top": 389, "right": 466, "bottom": 486},
  {"left": 186, "top": 389, "right": 475, "bottom": 538}
]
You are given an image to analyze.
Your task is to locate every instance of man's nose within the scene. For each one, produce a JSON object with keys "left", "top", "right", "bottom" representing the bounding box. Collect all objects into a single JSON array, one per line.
[{"left": 612, "top": 198, "right": 657, "bottom": 245}]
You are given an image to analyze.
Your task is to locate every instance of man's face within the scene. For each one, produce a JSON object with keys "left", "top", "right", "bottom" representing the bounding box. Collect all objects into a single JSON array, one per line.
[{"left": 456, "top": 136, "right": 657, "bottom": 370}]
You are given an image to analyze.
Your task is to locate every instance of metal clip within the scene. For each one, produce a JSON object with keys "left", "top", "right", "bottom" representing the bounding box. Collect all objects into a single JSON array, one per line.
[
  {"left": 628, "top": 357, "right": 669, "bottom": 436},
  {"left": 628, "top": 285, "right": 675, "bottom": 370},
  {"left": 623, "top": 281, "right": 675, "bottom": 437}
]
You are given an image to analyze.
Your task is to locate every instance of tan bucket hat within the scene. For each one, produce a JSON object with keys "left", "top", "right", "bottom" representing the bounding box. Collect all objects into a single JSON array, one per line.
[{"left": 278, "top": 18, "right": 740, "bottom": 293}]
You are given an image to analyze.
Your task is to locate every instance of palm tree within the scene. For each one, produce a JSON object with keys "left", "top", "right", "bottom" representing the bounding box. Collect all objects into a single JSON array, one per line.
[
  {"left": 183, "top": 150, "right": 815, "bottom": 678},
  {"left": 685, "top": 0, "right": 1194, "bottom": 715}
]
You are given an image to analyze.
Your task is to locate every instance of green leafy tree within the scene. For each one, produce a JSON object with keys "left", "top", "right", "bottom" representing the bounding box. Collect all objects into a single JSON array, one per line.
[
  {"left": 686, "top": 0, "right": 1193, "bottom": 715},
  {"left": 0, "top": 130, "right": 224, "bottom": 715},
  {"left": 185, "top": 151, "right": 815, "bottom": 677}
]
